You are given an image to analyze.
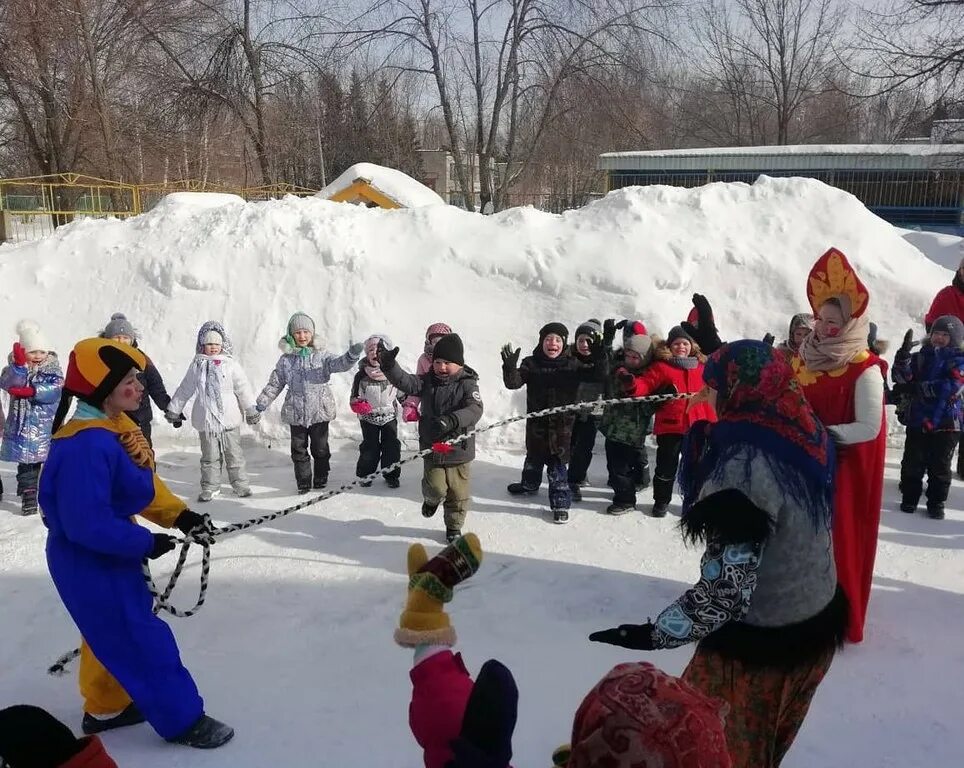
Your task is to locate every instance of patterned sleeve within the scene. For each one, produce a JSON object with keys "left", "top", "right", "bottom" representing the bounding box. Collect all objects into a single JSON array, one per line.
[{"left": 650, "top": 537, "right": 763, "bottom": 649}]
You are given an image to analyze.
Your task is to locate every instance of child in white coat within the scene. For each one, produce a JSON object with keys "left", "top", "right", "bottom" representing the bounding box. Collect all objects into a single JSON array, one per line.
[{"left": 167, "top": 321, "right": 259, "bottom": 501}]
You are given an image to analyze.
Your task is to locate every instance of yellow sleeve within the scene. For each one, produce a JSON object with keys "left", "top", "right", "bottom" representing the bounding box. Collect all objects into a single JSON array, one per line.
[{"left": 138, "top": 473, "right": 188, "bottom": 528}]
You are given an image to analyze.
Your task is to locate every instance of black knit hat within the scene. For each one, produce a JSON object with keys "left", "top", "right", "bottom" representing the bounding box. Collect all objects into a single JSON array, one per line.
[
  {"left": 539, "top": 322, "right": 569, "bottom": 344},
  {"left": 667, "top": 325, "right": 695, "bottom": 345},
  {"left": 432, "top": 333, "right": 464, "bottom": 366},
  {"left": 575, "top": 319, "right": 602, "bottom": 340}
]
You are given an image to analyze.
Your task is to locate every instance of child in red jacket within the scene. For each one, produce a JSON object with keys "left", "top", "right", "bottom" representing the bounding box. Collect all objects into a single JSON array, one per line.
[{"left": 629, "top": 326, "right": 716, "bottom": 517}]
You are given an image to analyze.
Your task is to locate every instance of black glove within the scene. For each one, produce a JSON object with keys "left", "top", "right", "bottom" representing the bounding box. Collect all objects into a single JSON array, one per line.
[
  {"left": 602, "top": 319, "right": 618, "bottom": 348},
  {"left": 172, "top": 417, "right": 183, "bottom": 429},
  {"left": 432, "top": 415, "right": 457, "bottom": 437},
  {"left": 589, "top": 622, "right": 656, "bottom": 650},
  {"left": 680, "top": 293, "right": 723, "bottom": 354},
  {"left": 147, "top": 534, "right": 177, "bottom": 560},
  {"left": 174, "top": 509, "right": 214, "bottom": 537},
  {"left": 164, "top": 410, "right": 185, "bottom": 426},
  {"left": 762, "top": 333, "right": 775, "bottom": 347},
  {"left": 500, "top": 343, "right": 521, "bottom": 369},
  {"left": 377, "top": 343, "right": 400, "bottom": 370},
  {"left": 897, "top": 329, "right": 914, "bottom": 358},
  {"left": 589, "top": 336, "right": 607, "bottom": 361}
]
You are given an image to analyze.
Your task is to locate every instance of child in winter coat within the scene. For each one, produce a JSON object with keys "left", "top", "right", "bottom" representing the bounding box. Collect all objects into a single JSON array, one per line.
[
  {"left": 501, "top": 322, "right": 605, "bottom": 524},
  {"left": 256, "top": 312, "right": 363, "bottom": 493},
  {"left": 351, "top": 334, "right": 404, "bottom": 489},
  {"left": 0, "top": 320, "right": 64, "bottom": 515},
  {"left": 100, "top": 313, "right": 173, "bottom": 448},
  {"left": 408, "top": 322, "right": 453, "bottom": 419},
  {"left": 776, "top": 313, "right": 814, "bottom": 360},
  {"left": 166, "top": 322, "right": 258, "bottom": 502},
  {"left": 628, "top": 326, "right": 716, "bottom": 517},
  {"left": 380, "top": 334, "right": 483, "bottom": 542},
  {"left": 599, "top": 333, "right": 658, "bottom": 516},
  {"left": 568, "top": 319, "right": 607, "bottom": 492},
  {"left": 893, "top": 315, "right": 964, "bottom": 520}
]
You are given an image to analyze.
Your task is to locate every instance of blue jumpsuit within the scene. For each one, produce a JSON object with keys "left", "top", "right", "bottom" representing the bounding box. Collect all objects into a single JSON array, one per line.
[{"left": 38, "top": 422, "right": 204, "bottom": 739}]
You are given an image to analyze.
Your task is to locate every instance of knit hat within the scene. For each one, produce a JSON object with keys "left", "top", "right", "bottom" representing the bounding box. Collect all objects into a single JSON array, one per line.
[
  {"left": 539, "top": 322, "right": 569, "bottom": 344},
  {"left": 425, "top": 322, "right": 453, "bottom": 341},
  {"left": 52, "top": 338, "right": 147, "bottom": 432},
  {"left": 102, "top": 313, "right": 137, "bottom": 341},
  {"left": 449, "top": 659, "right": 519, "bottom": 768},
  {"left": 201, "top": 329, "right": 223, "bottom": 346},
  {"left": 624, "top": 334, "right": 654, "bottom": 366},
  {"left": 16, "top": 320, "right": 49, "bottom": 353},
  {"left": 432, "top": 333, "right": 464, "bottom": 366},
  {"left": 667, "top": 325, "right": 694, "bottom": 345},
  {"left": 565, "top": 662, "right": 731, "bottom": 768},
  {"left": 931, "top": 315, "right": 964, "bottom": 348},
  {"left": 365, "top": 334, "right": 393, "bottom": 356},
  {"left": 622, "top": 319, "right": 647, "bottom": 341},
  {"left": 0, "top": 705, "right": 114, "bottom": 768},
  {"left": 287, "top": 312, "right": 315, "bottom": 335},
  {"left": 575, "top": 319, "right": 602, "bottom": 340},
  {"left": 195, "top": 321, "right": 232, "bottom": 354}
]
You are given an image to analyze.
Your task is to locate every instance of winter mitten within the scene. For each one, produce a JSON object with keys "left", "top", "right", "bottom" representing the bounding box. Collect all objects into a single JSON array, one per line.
[
  {"left": 350, "top": 400, "right": 374, "bottom": 416},
  {"left": 377, "top": 343, "right": 400, "bottom": 371},
  {"left": 174, "top": 510, "right": 215, "bottom": 538},
  {"left": 148, "top": 534, "right": 177, "bottom": 560},
  {"left": 402, "top": 402, "right": 420, "bottom": 423},
  {"left": 11, "top": 342, "right": 27, "bottom": 367},
  {"left": 681, "top": 293, "right": 723, "bottom": 354},
  {"left": 433, "top": 415, "right": 457, "bottom": 437},
  {"left": 762, "top": 333, "right": 775, "bottom": 346},
  {"left": 448, "top": 659, "right": 519, "bottom": 768},
  {"left": 7, "top": 385, "right": 35, "bottom": 399},
  {"left": 164, "top": 410, "right": 181, "bottom": 425},
  {"left": 349, "top": 342, "right": 364, "bottom": 358},
  {"left": 394, "top": 533, "right": 483, "bottom": 647},
  {"left": 614, "top": 367, "right": 635, "bottom": 391},
  {"left": 588, "top": 622, "right": 656, "bottom": 650},
  {"left": 602, "top": 319, "right": 617, "bottom": 348},
  {"left": 245, "top": 408, "right": 262, "bottom": 425},
  {"left": 500, "top": 344, "right": 521, "bottom": 369}
]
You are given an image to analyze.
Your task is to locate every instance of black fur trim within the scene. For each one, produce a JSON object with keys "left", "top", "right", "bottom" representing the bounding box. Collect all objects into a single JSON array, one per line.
[
  {"left": 680, "top": 489, "right": 772, "bottom": 546},
  {"left": 697, "top": 584, "right": 849, "bottom": 669}
]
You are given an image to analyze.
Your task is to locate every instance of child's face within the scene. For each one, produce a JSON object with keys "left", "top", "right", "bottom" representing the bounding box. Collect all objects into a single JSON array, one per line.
[
  {"left": 292, "top": 329, "right": 313, "bottom": 347},
  {"left": 104, "top": 368, "right": 144, "bottom": 413},
  {"left": 670, "top": 338, "right": 692, "bottom": 357},
  {"left": 110, "top": 334, "right": 134, "bottom": 347},
  {"left": 202, "top": 343, "right": 222, "bottom": 356},
  {"left": 623, "top": 349, "right": 643, "bottom": 368},
  {"left": 931, "top": 331, "right": 951, "bottom": 348},
  {"left": 542, "top": 334, "right": 564, "bottom": 359},
  {"left": 791, "top": 326, "right": 811, "bottom": 348},
  {"left": 433, "top": 359, "right": 462, "bottom": 377},
  {"left": 576, "top": 334, "right": 592, "bottom": 355},
  {"left": 815, "top": 302, "right": 845, "bottom": 340},
  {"left": 27, "top": 350, "right": 48, "bottom": 365}
]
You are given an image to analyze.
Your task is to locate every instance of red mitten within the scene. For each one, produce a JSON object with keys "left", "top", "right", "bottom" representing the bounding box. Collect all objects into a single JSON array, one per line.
[
  {"left": 403, "top": 403, "right": 420, "bottom": 423},
  {"left": 432, "top": 442, "right": 454, "bottom": 454},
  {"left": 12, "top": 343, "right": 27, "bottom": 367},
  {"left": 7, "top": 385, "right": 35, "bottom": 399},
  {"left": 615, "top": 367, "right": 635, "bottom": 391},
  {"left": 350, "top": 400, "right": 373, "bottom": 416}
]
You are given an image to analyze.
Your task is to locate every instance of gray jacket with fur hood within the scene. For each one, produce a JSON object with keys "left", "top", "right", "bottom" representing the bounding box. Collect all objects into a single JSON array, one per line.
[{"left": 257, "top": 338, "right": 360, "bottom": 426}]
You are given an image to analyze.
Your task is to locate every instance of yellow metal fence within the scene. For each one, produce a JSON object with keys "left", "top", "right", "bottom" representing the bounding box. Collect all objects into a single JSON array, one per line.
[{"left": 0, "top": 174, "right": 317, "bottom": 244}]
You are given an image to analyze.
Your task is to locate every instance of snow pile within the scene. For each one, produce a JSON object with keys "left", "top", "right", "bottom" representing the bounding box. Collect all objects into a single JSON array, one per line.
[
  {"left": 317, "top": 162, "right": 445, "bottom": 208},
  {"left": 901, "top": 228, "right": 963, "bottom": 270},
  {"left": 0, "top": 176, "right": 949, "bottom": 449}
]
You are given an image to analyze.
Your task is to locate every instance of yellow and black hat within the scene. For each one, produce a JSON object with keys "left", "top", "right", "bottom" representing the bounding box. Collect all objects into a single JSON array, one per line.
[{"left": 53, "top": 338, "right": 147, "bottom": 432}]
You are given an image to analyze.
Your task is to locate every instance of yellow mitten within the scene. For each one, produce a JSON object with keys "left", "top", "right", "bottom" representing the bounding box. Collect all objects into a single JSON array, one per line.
[{"left": 394, "top": 533, "right": 483, "bottom": 648}]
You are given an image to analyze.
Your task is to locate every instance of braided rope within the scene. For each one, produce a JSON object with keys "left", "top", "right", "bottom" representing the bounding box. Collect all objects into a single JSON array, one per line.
[{"left": 47, "top": 390, "right": 690, "bottom": 675}]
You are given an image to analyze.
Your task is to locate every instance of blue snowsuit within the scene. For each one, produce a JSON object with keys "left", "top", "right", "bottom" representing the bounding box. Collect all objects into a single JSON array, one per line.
[{"left": 38, "top": 415, "right": 203, "bottom": 739}]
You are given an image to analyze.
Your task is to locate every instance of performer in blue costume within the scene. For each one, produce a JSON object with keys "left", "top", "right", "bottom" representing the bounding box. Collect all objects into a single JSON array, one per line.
[{"left": 39, "top": 338, "right": 234, "bottom": 750}]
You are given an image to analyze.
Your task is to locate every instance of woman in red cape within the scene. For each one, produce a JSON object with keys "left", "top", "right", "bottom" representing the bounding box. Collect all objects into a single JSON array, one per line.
[{"left": 792, "top": 248, "right": 887, "bottom": 643}]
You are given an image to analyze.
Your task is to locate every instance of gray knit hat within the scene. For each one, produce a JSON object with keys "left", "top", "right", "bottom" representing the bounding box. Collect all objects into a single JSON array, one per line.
[
  {"left": 287, "top": 312, "right": 315, "bottom": 335},
  {"left": 103, "top": 313, "right": 137, "bottom": 340},
  {"left": 931, "top": 315, "right": 964, "bottom": 348},
  {"left": 624, "top": 334, "right": 654, "bottom": 366}
]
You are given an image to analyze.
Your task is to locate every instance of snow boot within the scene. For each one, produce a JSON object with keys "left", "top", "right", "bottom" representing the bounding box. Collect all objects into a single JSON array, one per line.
[
  {"left": 20, "top": 488, "right": 38, "bottom": 516},
  {"left": 927, "top": 503, "right": 945, "bottom": 520},
  {"left": 650, "top": 502, "right": 669, "bottom": 518},
  {"left": 82, "top": 704, "right": 146, "bottom": 735},
  {"left": 197, "top": 488, "right": 220, "bottom": 503},
  {"left": 553, "top": 508, "right": 569, "bottom": 524},
  {"left": 422, "top": 502, "right": 439, "bottom": 518},
  {"left": 297, "top": 487, "right": 310, "bottom": 495},
  {"left": 167, "top": 714, "right": 234, "bottom": 749},
  {"left": 507, "top": 482, "right": 538, "bottom": 496},
  {"left": 606, "top": 503, "right": 634, "bottom": 516},
  {"left": 234, "top": 487, "right": 252, "bottom": 498},
  {"left": 899, "top": 500, "right": 918, "bottom": 514},
  {"left": 313, "top": 476, "right": 328, "bottom": 489},
  {"left": 359, "top": 480, "right": 373, "bottom": 488},
  {"left": 385, "top": 476, "right": 401, "bottom": 489},
  {"left": 446, "top": 527, "right": 462, "bottom": 543},
  {"left": 569, "top": 484, "right": 582, "bottom": 503}
]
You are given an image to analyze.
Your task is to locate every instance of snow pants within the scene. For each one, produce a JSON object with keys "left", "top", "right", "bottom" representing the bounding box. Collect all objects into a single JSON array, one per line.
[
  {"left": 290, "top": 422, "right": 330, "bottom": 490},
  {"left": 46, "top": 536, "right": 203, "bottom": 740},
  {"left": 901, "top": 428, "right": 958, "bottom": 509},
  {"left": 357, "top": 420, "right": 401, "bottom": 481},
  {"left": 199, "top": 428, "right": 249, "bottom": 494},
  {"left": 653, "top": 433, "right": 684, "bottom": 505},
  {"left": 422, "top": 460, "right": 471, "bottom": 531},
  {"left": 568, "top": 416, "right": 599, "bottom": 486},
  {"left": 605, "top": 439, "right": 647, "bottom": 506},
  {"left": 518, "top": 454, "right": 571, "bottom": 510}
]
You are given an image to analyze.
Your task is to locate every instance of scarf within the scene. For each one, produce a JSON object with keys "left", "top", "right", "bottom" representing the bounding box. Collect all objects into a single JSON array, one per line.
[
  {"left": 670, "top": 355, "right": 698, "bottom": 370},
  {"left": 196, "top": 355, "right": 226, "bottom": 434},
  {"left": 678, "top": 340, "right": 834, "bottom": 530},
  {"left": 532, "top": 347, "right": 571, "bottom": 369},
  {"left": 73, "top": 402, "right": 105, "bottom": 420},
  {"left": 364, "top": 364, "right": 386, "bottom": 381},
  {"left": 798, "top": 312, "right": 869, "bottom": 372}
]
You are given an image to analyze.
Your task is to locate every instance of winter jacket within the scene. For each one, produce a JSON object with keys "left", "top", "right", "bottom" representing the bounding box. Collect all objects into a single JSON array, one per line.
[
  {"left": 503, "top": 348, "right": 603, "bottom": 462},
  {"left": 0, "top": 353, "right": 64, "bottom": 463},
  {"left": 384, "top": 362, "right": 483, "bottom": 466},
  {"left": 168, "top": 354, "right": 257, "bottom": 433},
  {"left": 351, "top": 365, "right": 403, "bottom": 426},
  {"left": 257, "top": 338, "right": 360, "bottom": 426},
  {"left": 629, "top": 346, "right": 716, "bottom": 435},
  {"left": 62, "top": 736, "right": 118, "bottom": 768},
  {"left": 409, "top": 650, "right": 475, "bottom": 768},
  {"left": 598, "top": 364, "right": 656, "bottom": 446},
  {"left": 571, "top": 346, "right": 607, "bottom": 419},
  {"left": 130, "top": 356, "right": 171, "bottom": 428},
  {"left": 892, "top": 344, "right": 964, "bottom": 431},
  {"left": 925, "top": 276, "right": 964, "bottom": 330}
]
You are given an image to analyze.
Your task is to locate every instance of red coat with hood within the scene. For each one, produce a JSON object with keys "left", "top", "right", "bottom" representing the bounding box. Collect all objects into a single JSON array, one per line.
[
  {"left": 925, "top": 277, "right": 964, "bottom": 330},
  {"left": 629, "top": 344, "right": 716, "bottom": 435}
]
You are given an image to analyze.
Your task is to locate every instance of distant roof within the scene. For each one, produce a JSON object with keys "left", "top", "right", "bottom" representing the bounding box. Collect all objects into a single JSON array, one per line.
[
  {"left": 317, "top": 162, "right": 445, "bottom": 208},
  {"left": 598, "top": 144, "right": 964, "bottom": 172}
]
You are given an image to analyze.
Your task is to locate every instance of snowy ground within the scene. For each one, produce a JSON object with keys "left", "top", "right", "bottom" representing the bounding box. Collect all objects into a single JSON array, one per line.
[{"left": 2, "top": 433, "right": 963, "bottom": 768}]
